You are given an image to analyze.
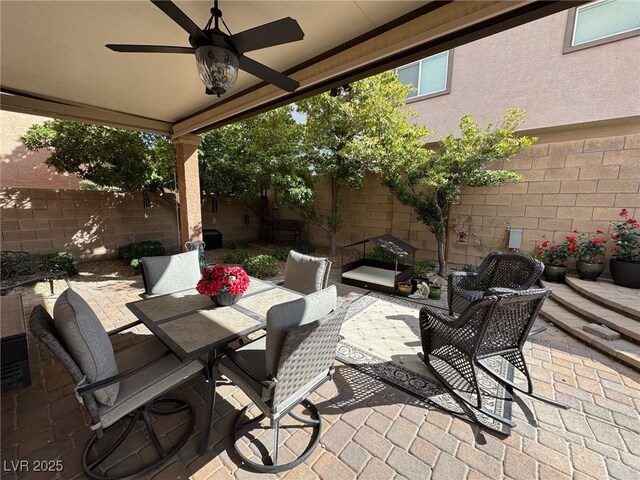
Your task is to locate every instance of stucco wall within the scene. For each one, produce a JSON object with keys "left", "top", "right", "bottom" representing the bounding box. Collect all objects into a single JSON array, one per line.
[
  {"left": 306, "top": 127, "right": 640, "bottom": 269},
  {"left": 408, "top": 9, "right": 640, "bottom": 141},
  {"left": 0, "top": 111, "right": 81, "bottom": 190}
]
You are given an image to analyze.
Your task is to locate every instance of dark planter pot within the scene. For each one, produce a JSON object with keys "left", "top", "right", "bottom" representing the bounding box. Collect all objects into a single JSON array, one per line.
[
  {"left": 211, "top": 292, "right": 242, "bottom": 307},
  {"left": 429, "top": 285, "right": 442, "bottom": 300},
  {"left": 543, "top": 264, "right": 568, "bottom": 283},
  {"left": 610, "top": 259, "right": 640, "bottom": 289},
  {"left": 411, "top": 277, "right": 430, "bottom": 293},
  {"left": 575, "top": 261, "right": 605, "bottom": 281}
]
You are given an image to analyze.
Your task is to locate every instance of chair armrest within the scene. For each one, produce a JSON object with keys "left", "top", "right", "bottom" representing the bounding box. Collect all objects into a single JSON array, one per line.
[
  {"left": 484, "top": 287, "right": 518, "bottom": 297},
  {"left": 107, "top": 320, "right": 143, "bottom": 336},
  {"left": 77, "top": 350, "right": 173, "bottom": 396},
  {"left": 419, "top": 306, "right": 468, "bottom": 330},
  {"left": 220, "top": 346, "right": 278, "bottom": 391}
]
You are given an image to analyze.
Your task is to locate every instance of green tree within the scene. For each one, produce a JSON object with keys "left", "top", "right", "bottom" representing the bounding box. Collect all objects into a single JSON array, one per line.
[
  {"left": 22, "top": 121, "right": 175, "bottom": 192},
  {"left": 296, "top": 72, "right": 431, "bottom": 255},
  {"left": 378, "top": 108, "right": 536, "bottom": 276},
  {"left": 199, "top": 106, "right": 314, "bottom": 223}
]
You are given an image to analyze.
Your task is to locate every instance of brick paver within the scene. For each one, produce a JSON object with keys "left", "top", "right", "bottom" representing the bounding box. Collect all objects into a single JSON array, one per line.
[{"left": 1, "top": 275, "right": 639, "bottom": 479}]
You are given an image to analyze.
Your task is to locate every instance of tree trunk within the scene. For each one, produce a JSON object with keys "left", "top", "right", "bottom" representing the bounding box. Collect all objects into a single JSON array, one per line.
[
  {"left": 329, "top": 178, "right": 339, "bottom": 256},
  {"left": 436, "top": 233, "right": 447, "bottom": 277}
]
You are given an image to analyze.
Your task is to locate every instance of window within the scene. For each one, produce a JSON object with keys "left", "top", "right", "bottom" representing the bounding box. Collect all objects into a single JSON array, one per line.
[
  {"left": 396, "top": 50, "right": 451, "bottom": 100},
  {"left": 565, "top": 0, "right": 640, "bottom": 52}
]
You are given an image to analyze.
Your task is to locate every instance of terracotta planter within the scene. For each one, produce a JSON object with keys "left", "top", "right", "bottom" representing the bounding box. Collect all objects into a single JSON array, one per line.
[
  {"left": 543, "top": 264, "right": 568, "bottom": 283},
  {"left": 397, "top": 282, "right": 412, "bottom": 296},
  {"left": 211, "top": 292, "right": 242, "bottom": 306},
  {"left": 575, "top": 261, "right": 605, "bottom": 281},
  {"left": 610, "top": 259, "right": 640, "bottom": 289}
]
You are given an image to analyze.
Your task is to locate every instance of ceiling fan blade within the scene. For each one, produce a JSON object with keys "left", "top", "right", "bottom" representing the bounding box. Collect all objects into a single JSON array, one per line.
[
  {"left": 239, "top": 56, "right": 299, "bottom": 92},
  {"left": 230, "top": 17, "right": 304, "bottom": 54},
  {"left": 106, "top": 44, "right": 194, "bottom": 54},
  {"left": 150, "top": 0, "right": 209, "bottom": 44}
]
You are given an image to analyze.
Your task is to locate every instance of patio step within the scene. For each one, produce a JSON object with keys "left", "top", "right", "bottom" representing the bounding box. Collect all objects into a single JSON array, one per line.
[
  {"left": 540, "top": 279, "right": 640, "bottom": 342},
  {"left": 539, "top": 297, "right": 640, "bottom": 371},
  {"left": 565, "top": 276, "right": 640, "bottom": 321}
]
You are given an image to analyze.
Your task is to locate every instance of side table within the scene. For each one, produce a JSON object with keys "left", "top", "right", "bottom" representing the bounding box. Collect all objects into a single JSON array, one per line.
[{"left": 1, "top": 294, "right": 31, "bottom": 390}]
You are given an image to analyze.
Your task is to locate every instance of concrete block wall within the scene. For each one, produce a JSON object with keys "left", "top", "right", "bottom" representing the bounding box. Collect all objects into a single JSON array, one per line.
[
  {"left": 201, "top": 197, "right": 261, "bottom": 245},
  {"left": 307, "top": 128, "right": 639, "bottom": 267},
  {"left": 0, "top": 188, "right": 180, "bottom": 261}
]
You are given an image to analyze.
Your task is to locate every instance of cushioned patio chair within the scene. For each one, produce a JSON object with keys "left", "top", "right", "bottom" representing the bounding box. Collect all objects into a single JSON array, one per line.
[
  {"left": 140, "top": 250, "right": 201, "bottom": 298},
  {"left": 420, "top": 288, "right": 568, "bottom": 427},
  {"left": 216, "top": 285, "right": 348, "bottom": 472},
  {"left": 448, "top": 252, "right": 544, "bottom": 315},
  {"left": 282, "top": 250, "right": 332, "bottom": 294},
  {"left": 29, "top": 289, "right": 204, "bottom": 480}
]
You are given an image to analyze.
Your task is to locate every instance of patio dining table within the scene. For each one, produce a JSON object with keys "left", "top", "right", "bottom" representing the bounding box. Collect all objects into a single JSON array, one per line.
[{"left": 126, "top": 277, "right": 303, "bottom": 454}]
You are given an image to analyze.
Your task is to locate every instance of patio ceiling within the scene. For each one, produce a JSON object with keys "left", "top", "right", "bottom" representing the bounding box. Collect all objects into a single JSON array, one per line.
[{"left": 1, "top": 1, "right": 580, "bottom": 138}]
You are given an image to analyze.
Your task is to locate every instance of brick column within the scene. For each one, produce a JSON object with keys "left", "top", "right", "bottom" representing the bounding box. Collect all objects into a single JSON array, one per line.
[{"left": 174, "top": 134, "right": 203, "bottom": 247}]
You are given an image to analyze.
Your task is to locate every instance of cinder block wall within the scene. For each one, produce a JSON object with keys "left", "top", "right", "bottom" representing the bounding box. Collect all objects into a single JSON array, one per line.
[
  {"left": 200, "top": 197, "right": 261, "bottom": 245},
  {"left": 0, "top": 188, "right": 180, "bottom": 261},
  {"left": 307, "top": 128, "right": 640, "bottom": 267}
]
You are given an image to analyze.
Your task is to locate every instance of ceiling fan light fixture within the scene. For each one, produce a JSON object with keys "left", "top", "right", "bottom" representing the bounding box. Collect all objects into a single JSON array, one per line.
[{"left": 195, "top": 45, "right": 239, "bottom": 97}]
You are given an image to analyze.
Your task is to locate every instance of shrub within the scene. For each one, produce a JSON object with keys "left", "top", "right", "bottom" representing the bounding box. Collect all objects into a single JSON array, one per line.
[
  {"left": 224, "top": 248, "right": 249, "bottom": 265},
  {"left": 118, "top": 240, "right": 166, "bottom": 262},
  {"left": 413, "top": 261, "right": 434, "bottom": 277},
  {"left": 462, "top": 263, "right": 478, "bottom": 272},
  {"left": 273, "top": 246, "right": 293, "bottom": 262},
  {"left": 46, "top": 252, "right": 78, "bottom": 277},
  {"left": 293, "top": 241, "right": 315, "bottom": 255},
  {"left": 243, "top": 255, "right": 278, "bottom": 279},
  {"left": 365, "top": 246, "right": 396, "bottom": 263},
  {"left": 118, "top": 240, "right": 166, "bottom": 272}
]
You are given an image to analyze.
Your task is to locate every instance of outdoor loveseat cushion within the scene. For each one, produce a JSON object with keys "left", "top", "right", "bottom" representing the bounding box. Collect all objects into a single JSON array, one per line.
[
  {"left": 53, "top": 289, "right": 119, "bottom": 406},
  {"left": 140, "top": 250, "right": 201, "bottom": 296},
  {"left": 265, "top": 285, "right": 337, "bottom": 376},
  {"left": 283, "top": 250, "right": 331, "bottom": 295}
]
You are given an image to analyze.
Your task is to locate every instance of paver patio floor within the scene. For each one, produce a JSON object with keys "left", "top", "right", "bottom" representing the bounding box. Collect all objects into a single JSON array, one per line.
[{"left": 1, "top": 274, "right": 639, "bottom": 480}]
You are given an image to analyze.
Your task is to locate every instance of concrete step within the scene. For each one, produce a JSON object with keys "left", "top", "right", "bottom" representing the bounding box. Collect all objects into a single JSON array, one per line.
[
  {"left": 540, "top": 279, "right": 640, "bottom": 342},
  {"left": 565, "top": 276, "right": 640, "bottom": 321},
  {"left": 539, "top": 297, "right": 640, "bottom": 371}
]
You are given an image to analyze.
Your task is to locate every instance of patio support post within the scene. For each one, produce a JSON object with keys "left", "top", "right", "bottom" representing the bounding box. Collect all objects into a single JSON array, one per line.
[{"left": 174, "top": 134, "right": 203, "bottom": 247}]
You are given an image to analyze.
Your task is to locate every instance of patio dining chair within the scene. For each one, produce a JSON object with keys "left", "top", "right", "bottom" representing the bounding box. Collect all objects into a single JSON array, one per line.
[
  {"left": 282, "top": 250, "right": 332, "bottom": 294},
  {"left": 419, "top": 288, "right": 568, "bottom": 428},
  {"left": 140, "top": 250, "right": 202, "bottom": 297},
  {"left": 216, "top": 285, "right": 348, "bottom": 472},
  {"left": 448, "top": 252, "right": 544, "bottom": 315},
  {"left": 29, "top": 288, "right": 204, "bottom": 480}
]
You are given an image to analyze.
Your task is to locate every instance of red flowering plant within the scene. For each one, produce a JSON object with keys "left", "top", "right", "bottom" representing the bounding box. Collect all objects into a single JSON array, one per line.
[
  {"left": 574, "top": 229, "right": 607, "bottom": 264},
  {"left": 196, "top": 265, "right": 250, "bottom": 296},
  {"left": 534, "top": 236, "right": 576, "bottom": 266},
  {"left": 610, "top": 209, "right": 640, "bottom": 264}
]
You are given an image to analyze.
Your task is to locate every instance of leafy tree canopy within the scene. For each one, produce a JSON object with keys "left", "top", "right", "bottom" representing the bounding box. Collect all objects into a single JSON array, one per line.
[
  {"left": 22, "top": 121, "right": 175, "bottom": 191},
  {"left": 296, "top": 72, "right": 431, "bottom": 255},
  {"left": 199, "top": 105, "right": 314, "bottom": 211},
  {"left": 379, "top": 108, "right": 536, "bottom": 275}
]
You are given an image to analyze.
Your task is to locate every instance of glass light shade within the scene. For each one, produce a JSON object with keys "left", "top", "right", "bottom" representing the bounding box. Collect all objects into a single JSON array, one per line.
[{"left": 195, "top": 46, "right": 239, "bottom": 96}]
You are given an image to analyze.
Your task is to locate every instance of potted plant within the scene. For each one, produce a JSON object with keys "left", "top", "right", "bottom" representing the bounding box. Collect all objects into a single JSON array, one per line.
[
  {"left": 574, "top": 229, "right": 607, "bottom": 281},
  {"left": 196, "top": 265, "right": 251, "bottom": 306},
  {"left": 411, "top": 261, "right": 433, "bottom": 292},
  {"left": 609, "top": 209, "right": 640, "bottom": 288},
  {"left": 535, "top": 237, "right": 575, "bottom": 283}
]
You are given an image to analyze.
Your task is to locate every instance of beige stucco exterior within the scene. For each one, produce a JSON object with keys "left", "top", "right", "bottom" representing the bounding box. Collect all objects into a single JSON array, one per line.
[{"left": 408, "top": 9, "right": 640, "bottom": 141}]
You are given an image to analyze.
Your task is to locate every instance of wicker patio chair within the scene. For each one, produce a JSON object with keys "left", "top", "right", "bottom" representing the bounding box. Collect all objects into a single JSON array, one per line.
[
  {"left": 29, "top": 289, "right": 204, "bottom": 480},
  {"left": 448, "top": 252, "right": 544, "bottom": 315},
  {"left": 420, "top": 288, "right": 568, "bottom": 427},
  {"left": 282, "top": 250, "right": 332, "bottom": 294},
  {"left": 140, "top": 250, "right": 202, "bottom": 297},
  {"left": 216, "top": 285, "right": 348, "bottom": 472}
]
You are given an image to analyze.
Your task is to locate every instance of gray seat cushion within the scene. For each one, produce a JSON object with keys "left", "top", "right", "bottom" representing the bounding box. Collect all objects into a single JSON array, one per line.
[
  {"left": 98, "top": 337, "right": 202, "bottom": 428},
  {"left": 53, "top": 289, "right": 119, "bottom": 406},
  {"left": 283, "top": 251, "right": 331, "bottom": 295},
  {"left": 141, "top": 250, "right": 201, "bottom": 296},
  {"left": 265, "top": 285, "right": 337, "bottom": 376},
  {"left": 218, "top": 336, "right": 270, "bottom": 406}
]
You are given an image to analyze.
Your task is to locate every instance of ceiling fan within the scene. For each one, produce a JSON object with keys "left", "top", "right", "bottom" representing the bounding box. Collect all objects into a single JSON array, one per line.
[{"left": 106, "top": 0, "right": 304, "bottom": 96}]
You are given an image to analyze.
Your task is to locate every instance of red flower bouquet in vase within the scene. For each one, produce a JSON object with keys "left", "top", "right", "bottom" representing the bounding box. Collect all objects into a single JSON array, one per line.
[{"left": 197, "top": 265, "right": 250, "bottom": 306}]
